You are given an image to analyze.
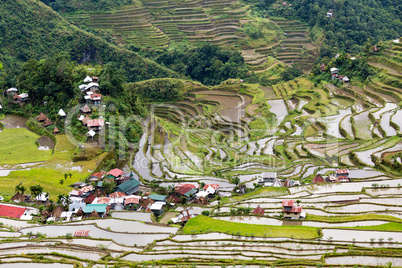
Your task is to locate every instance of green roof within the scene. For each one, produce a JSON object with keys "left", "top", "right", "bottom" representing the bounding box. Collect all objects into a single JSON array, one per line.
[
  {"left": 84, "top": 204, "right": 108, "bottom": 214},
  {"left": 149, "top": 194, "right": 167, "bottom": 202},
  {"left": 116, "top": 179, "right": 140, "bottom": 193},
  {"left": 184, "top": 188, "right": 197, "bottom": 198}
]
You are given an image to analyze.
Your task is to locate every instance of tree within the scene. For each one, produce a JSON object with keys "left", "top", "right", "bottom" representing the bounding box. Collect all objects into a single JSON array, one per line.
[
  {"left": 57, "top": 194, "right": 71, "bottom": 209},
  {"left": 231, "top": 176, "right": 240, "bottom": 186},
  {"left": 59, "top": 179, "right": 64, "bottom": 185},
  {"left": 103, "top": 181, "right": 117, "bottom": 195},
  {"left": 30, "top": 184, "right": 43, "bottom": 199},
  {"left": 15, "top": 183, "right": 26, "bottom": 194},
  {"left": 296, "top": 200, "right": 301, "bottom": 206},
  {"left": 64, "top": 173, "right": 68, "bottom": 180}
]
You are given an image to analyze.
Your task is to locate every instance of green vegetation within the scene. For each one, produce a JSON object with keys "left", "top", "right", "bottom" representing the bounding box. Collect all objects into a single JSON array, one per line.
[
  {"left": 154, "top": 43, "right": 250, "bottom": 85},
  {"left": 0, "top": 128, "right": 52, "bottom": 165},
  {"left": 345, "top": 222, "right": 402, "bottom": 232},
  {"left": 0, "top": 0, "right": 178, "bottom": 84},
  {"left": 40, "top": 0, "right": 135, "bottom": 12},
  {"left": 183, "top": 215, "right": 321, "bottom": 239},
  {"left": 306, "top": 214, "right": 402, "bottom": 223}
]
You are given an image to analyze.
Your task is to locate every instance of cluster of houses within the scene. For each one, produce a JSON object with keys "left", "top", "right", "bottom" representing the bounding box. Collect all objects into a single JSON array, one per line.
[
  {"left": 35, "top": 111, "right": 66, "bottom": 134},
  {"left": 251, "top": 199, "right": 305, "bottom": 220},
  {"left": 3, "top": 87, "right": 29, "bottom": 104},
  {"left": 77, "top": 76, "right": 105, "bottom": 138},
  {"left": 313, "top": 169, "right": 351, "bottom": 183},
  {"left": 257, "top": 169, "right": 351, "bottom": 187},
  {"left": 330, "top": 67, "right": 350, "bottom": 83},
  {"left": 257, "top": 172, "right": 301, "bottom": 187},
  {"left": 52, "top": 170, "right": 220, "bottom": 222}
]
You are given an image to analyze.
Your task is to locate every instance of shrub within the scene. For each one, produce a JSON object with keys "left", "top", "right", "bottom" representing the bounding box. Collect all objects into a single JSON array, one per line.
[{"left": 201, "top": 210, "right": 210, "bottom": 216}]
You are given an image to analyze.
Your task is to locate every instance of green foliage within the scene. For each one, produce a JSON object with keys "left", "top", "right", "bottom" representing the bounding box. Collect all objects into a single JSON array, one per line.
[
  {"left": 0, "top": 0, "right": 179, "bottom": 82},
  {"left": 15, "top": 182, "right": 26, "bottom": 194},
  {"left": 183, "top": 215, "right": 321, "bottom": 239},
  {"left": 154, "top": 43, "right": 249, "bottom": 85},
  {"left": 40, "top": 0, "right": 134, "bottom": 12},
  {"left": 103, "top": 180, "right": 117, "bottom": 194},
  {"left": 281, "top": 66, "right": 304, "bottom": 81},
  {"left": 291, "top": 0, "right": 402, "bottom": 53},
  {"left": 30, "top": 184, "right": 44, "bottom": 198},
  {"left": 127, "top": 78, "right": 187, "bottom": 102}
]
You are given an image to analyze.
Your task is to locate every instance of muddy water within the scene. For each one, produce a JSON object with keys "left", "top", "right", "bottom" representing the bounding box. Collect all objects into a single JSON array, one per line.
[
  {"left": 21, "top": 225, "right": 167, "bottom": 246},
  {"left": 0, "top": 115, "right": 28, "bottom": 129},
  {"left": 391, "top": 109, "right": 402, "bottom": 133},
  {"left": 317, "top": 108, "right": 352, "bottom": 138},
  {"left": 381, "top": 111, "right": 397, "bottom": 136},
  {"left": 290, "top": 178, "right": 402, "bottom": 194},
  {"left": 133, "top": 133, "right": 157, "bottom": 181},
  {"left": 267, "top": 99, "right": 288, "bottom": 126},
  {"left": 36, "top": 136, "right": 55, "bottom": 150},
  {"left": 326, "top": 256, "right": 402, "bottom": 266},
  {"left": 322, "top": 229, "right": 402, "bottom": 243}
]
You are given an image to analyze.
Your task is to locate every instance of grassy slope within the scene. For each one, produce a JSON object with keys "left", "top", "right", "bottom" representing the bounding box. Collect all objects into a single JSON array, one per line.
[
  {"left": 346, "top": 222, "right": 402, "bottom": 232},
  {"left": 0, "top": 134, "right": 106, "bottom": 198},
  {"left": 0, "top": 128, "right": 52, "bottom": 164},
  {"left": 183, "top": 215, "right": 321, "bottom": 239},
  {"left": 0, "top": 0, "right": 179, "bottom": 82}
]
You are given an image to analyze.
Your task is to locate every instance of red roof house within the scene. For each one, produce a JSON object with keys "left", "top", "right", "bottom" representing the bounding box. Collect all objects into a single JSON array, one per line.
[
  {"left": 107, "top": 168, "right": 124, "bottom": 179},
  {"left": 282, "top": 200, "right": 303, "bottom": 219},
  {"left": 252, "top": 205, "right": 265, "bottom": 215},
  {"left": 0, "top": 205, "right": 27, "bottom": 219},
  {"left": 84, "top": 194, "right": 95, "bottom": 204},
  {"left": 109, "top": 192, "right": 126, "bottom": 198}
]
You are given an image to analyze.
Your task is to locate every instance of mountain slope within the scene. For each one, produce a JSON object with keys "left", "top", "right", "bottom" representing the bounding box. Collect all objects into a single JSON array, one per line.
[{"left": 0, "top": 0, "right": 180, "bottom": 82}]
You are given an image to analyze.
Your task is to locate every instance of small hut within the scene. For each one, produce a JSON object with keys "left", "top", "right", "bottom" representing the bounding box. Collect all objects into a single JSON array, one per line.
[
  {"left": 43, "top": 118, "right": 54, "bottom": 127},
  {"left": 80, "top": 105, "right": 91, "bottom": 114},
  {"left": 37, "top": 112, "right": 47, "bottom": 122},
  {"left": 75, "top": 209, "right": 84, "bottom": 217},
  {"left": 253, "top": 205, "right": 265, "bottom": 216},
  {"left": 53, "top": 127, "right": 60, "bottom": 134},
  {"left": 41, "top": 210, "right": 51, "bottom": 218},
  {"left": 371, "top": 45, "right": 379, "bottom": 53},
  {"left": 82, "top": 115, "right": 91, "bottom": 126},
  {"left": 52, "top": 206, "right": 65, "bottom": 220},
  {"left": 84, "top": 193, "right": 95, "bottom": 204},
  {"left": 94, "top": 189, "right": 106, "bottom": 197},
  {"left": 89, "top": 210, "right": 100, "bottom": 218},
  {"left": 140, "top": 197, "right": 155, "bottom": 208},
  {"left": 11, "top": 192, "right": 25, "bottom": 203},
  {"left": 320, "top": 63, "right": 326, "bottom": 72}
]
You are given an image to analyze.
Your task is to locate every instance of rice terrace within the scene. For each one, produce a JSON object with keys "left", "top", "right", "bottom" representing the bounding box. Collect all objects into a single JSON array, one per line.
[{"left": 0, "top": 0, "right": 401, "bottom": 267}]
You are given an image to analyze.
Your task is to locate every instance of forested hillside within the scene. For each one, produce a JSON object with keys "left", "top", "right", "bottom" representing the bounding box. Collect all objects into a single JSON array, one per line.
[
  {"left": 0, "top": 0, "right": 179, "bottom": 82},
  {"left": 254, "top": 0, "right": 401, "bottom": 55},
  {"left": 40, "top": 0, "right": 135, "bottom": 12}
]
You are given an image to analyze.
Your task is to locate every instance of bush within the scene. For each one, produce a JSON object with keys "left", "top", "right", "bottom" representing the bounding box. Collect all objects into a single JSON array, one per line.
[{"left": 201, "top": 210, "right": 210, "bottom": 216}]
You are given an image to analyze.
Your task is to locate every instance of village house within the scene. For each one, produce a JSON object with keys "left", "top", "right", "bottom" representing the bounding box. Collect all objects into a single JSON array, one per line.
[
  {"left": 282, "top": 200, "right": 305, "bottom": 220},
  {"left": 84, "top": 204, "right": 110, "bottom": 218},
  {"left": 252, "top": 205, "right": 265, "bottom": 216},
  {"left": 175, "top": 184, "right": 198, "bottom": 201},
  {"left": 106, "top": 168, "right": 124, "bottom": 180},
  {"left": 80, "top": 104, "right": 91, "bottom": 114},
  {"left": 335, "top": 169, "right": 351, "bottom": 182},
  {"left": 149, "top": 194, "right": 167, "bottom": 203},
  {"left": 124, "top": 195, "right": 141, "bottom": 210},
  {"left": 172, "top": 207, "right": 195, "bottom": 223},
  {"left": 312, "top": 174, "right": 325, "bottom": 184},
  {"left": 115, "top": 179, "right": 140, "bottom": 196},
  {"left": 87, "top": 119, "right": 104, "bottom": 132},
  {"left": 90, "top": 93, "right": 102, "bottom": 105},
  {"left": 14, "top": 93, "right": 29, "bottom": 103},
  {"left": 0, "top": 204, "right": 36, "bottom": 220},
  {"left": 58, "top": 109, "right": 66, "bottom": 118},
  {"left": 258, "top": 172, "right": 277, "bottom": 186},
  {"left": 150, "top": 202, "right": 166, "bottom": 216}
]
